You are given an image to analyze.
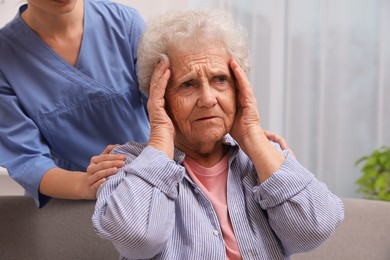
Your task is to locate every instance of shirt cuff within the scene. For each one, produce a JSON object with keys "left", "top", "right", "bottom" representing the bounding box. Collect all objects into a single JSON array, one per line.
[{"left": 252, "top": 153, "right": 315, "bottom": 208}]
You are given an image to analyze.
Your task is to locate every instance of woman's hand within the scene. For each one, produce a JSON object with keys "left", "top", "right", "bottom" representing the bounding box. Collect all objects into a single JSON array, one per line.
[
  {"left": 229, "top": 59, "right": 262, "bottom": 149},
  {"left": 229, "top": 59, "right": 295, "bottom": 157},
  {"left": 147, "top": 56, "right": 175, "bottom": 159},
  {"left": 229, "top": 59, "right": 285, "bottom": 182}
]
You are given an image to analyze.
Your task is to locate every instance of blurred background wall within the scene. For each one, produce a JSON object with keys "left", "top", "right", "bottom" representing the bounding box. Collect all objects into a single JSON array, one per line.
[{"left": 1, "top": 0, "right": 389, "bottom": 198}]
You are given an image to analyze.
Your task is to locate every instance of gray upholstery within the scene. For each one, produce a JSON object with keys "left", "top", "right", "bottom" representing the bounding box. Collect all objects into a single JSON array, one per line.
[
  {"left": 1, "top": 197, "right": 389, "bottom": 260},
  {"left": 0, "top": 196, "right": 118, "bottom": 260},
  {"left": 293, "top": 198, "right": 390, "bottom": 260}
]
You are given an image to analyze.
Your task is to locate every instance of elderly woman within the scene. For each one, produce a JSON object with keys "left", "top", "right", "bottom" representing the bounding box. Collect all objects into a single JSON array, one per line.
[{"left": 93, "top": 10, "right": 344, "bottom": 260}]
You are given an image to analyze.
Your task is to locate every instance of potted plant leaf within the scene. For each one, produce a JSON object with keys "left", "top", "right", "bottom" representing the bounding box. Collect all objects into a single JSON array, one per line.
[{"left": 355, "top": 146, "right": 390, "bottom": 201}]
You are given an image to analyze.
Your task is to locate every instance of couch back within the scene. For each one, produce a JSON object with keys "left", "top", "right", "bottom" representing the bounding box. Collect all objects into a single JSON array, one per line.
[
  {"left": 1, "top": 197, "right": 390, "bottom": 260},
  {"left": 0, "top": 196, "right": 118, "bottom": 260},
  {"left": 293, "top": 198, "right": 390, "bottom": 260}
]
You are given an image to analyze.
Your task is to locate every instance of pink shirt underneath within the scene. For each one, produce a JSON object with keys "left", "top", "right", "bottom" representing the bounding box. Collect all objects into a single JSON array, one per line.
[{"left": 184, "top": 155, "right": 242, "bottom": 260}]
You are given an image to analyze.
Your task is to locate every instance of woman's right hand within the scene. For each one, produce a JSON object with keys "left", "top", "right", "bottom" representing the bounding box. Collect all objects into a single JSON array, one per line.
[{"left": 147, "top": 56, "right": 175, "bottom": 159}]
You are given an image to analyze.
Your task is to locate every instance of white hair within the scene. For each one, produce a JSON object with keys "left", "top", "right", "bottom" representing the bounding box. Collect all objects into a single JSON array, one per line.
[{"left": 137, "top": 9, "right": 251, "bottom": 96}]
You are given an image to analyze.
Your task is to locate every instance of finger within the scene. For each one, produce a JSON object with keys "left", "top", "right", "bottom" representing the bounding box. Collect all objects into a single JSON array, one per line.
[
  {"left": 230, "top": 59, "right": 254, "bottom": 98},
  {"left": 95, "top": 167, "right": 118, "bottom": 180},
  {"left": 263, "top": 130, "right": 296, "bottom": 158},
  {"left": 263, "top": 130, "right": 278, "bottom": 142},
  {"left": 275, "top": 136, "right": 288, "bottom": 150},
  {"left": 90, "top": 178, "right": 107, "bottom": 193},
  {"left": 149, "top": 57, "right": 171, "bottom": 99},
  {"left": 148, "top": 65, "right": 171, "bottom": 114},
  {"left": 263, "top": 130, "right": 287, "bottom": 149},
  {"left": 154, "top": 68, "right": 171, "bottom": 100},
  {"left": 90, "top": 153, "right": 126, "bottom": 165},
  {"left": 87, "top": 160, "right": 125, "bottom": 176},
  {"left": 87, "top": 159, "right": 125, "bottom": 175},
  {"left": 88, "top": 166, "right": 118, "bottom": 186}
]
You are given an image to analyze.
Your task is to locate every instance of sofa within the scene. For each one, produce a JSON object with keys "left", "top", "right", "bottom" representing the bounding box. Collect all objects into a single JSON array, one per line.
[
  {"left": 0, "top": 196, "right": 118, "bottom": 260},
  {"left": 1, "top": 197, "right": 389, "bottom": 260},
  {"left": 292, "top": 198, "right": 390, "bottom": 260}
]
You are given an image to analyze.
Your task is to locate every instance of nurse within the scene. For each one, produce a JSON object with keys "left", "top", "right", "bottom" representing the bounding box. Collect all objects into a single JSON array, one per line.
[{"left": 0, "top": 0, "right": 150, "bottom": 207}]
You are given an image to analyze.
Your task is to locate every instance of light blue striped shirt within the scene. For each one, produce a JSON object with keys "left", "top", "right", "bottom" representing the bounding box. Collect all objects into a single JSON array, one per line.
[{"left": 93, "top": 135, "right": 344, "bottom": 259}]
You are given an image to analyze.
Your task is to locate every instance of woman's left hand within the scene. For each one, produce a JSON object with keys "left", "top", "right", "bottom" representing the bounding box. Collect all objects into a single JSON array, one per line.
[
  {"left": 229, "top": 59, "right": 285, "bottom": 181},
  {"left": 229, "top": 59, "right": 295, "bottom": 158},
  {"left": 229, "top": 59, "right": 262, "bottom": 148}
]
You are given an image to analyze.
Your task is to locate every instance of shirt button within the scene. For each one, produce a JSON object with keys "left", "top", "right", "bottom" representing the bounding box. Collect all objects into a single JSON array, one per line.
[{"left": 213, "top": 230, "right": 219, "bottom": 236}]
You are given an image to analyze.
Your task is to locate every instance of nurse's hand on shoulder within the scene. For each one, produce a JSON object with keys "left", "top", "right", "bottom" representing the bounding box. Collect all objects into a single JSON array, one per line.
[
  {"left": 40, "top": 145, "right": 125, "bottom": 201},
  {"left": 85, "top": 144, "right": 126, "bottom": 197},
  {"left": 263, "top": 130, "right": 296, "bottom": 158}
]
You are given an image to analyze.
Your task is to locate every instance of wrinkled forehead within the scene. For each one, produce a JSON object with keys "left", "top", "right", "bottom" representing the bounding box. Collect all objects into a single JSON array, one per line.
[{"left": 167, "top": 43, "right": 231, "bottom": 81}]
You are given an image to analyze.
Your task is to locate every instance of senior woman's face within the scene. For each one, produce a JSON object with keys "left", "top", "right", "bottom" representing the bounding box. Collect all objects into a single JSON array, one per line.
[{"left": 165, "top": 43, "right": 236, "bottom": 151}]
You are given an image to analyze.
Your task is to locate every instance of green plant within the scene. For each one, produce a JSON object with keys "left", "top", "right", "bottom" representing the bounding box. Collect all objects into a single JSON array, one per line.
[{"left": 355, "top": 146, "right": 390, "bottom": 201}]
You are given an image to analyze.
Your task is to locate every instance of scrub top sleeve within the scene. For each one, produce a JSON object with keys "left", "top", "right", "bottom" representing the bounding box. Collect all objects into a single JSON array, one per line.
[
  {"left": 127, "top": 8, "right": 145, "bottom": 67},
  {"left": 0, "top": 79, "right": 56, "bottom": 207},
  {"left": 127, "top": 8, "right": 147, "bottom": 111}
]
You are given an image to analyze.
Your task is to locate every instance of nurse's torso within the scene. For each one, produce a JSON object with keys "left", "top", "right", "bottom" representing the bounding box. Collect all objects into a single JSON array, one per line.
[{"left": 1, "top": 2, "right": 149, "bottom": 170}]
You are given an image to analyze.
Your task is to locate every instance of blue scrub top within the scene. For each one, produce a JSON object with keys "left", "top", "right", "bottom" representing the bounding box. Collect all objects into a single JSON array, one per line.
[{"left": 0, "top": 0, "right": 150, "bottom": 206}]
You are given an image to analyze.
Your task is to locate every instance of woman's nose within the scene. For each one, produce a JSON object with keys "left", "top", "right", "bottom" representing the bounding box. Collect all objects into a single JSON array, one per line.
[{"left": 197, "top": 83, "right": 217, "bottom": 108}]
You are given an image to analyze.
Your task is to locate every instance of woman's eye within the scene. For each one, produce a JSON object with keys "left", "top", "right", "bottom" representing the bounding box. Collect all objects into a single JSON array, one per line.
[
  {"left": 216, "top": 76, "right": 227, "bottom": 83},
  {"left": 181, "top": 81, "right": 194, "bottom": 88}
]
